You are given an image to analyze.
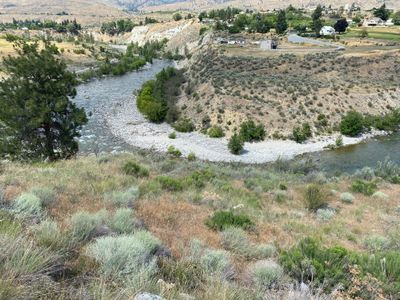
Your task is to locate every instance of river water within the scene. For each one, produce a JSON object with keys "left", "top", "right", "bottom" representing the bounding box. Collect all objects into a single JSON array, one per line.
[
  {"left": 73, "top": 60, "right": 171, "bottom": 154},
  {"left": 73, "top": 60, "right": 400, "bottom": 174}
]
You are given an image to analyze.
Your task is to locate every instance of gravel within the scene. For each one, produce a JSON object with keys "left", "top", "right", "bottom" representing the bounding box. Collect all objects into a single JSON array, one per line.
[{"left": 107, "top": 93, "right": 385, "bottom": 164}]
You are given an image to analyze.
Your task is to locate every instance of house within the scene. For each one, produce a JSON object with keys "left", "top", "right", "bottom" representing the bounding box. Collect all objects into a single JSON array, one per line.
[
  {"left": 363, "top": 17, "right": 384, "bottom": 27},
  {"left": 319, "top": 26, "right": 336, "bottom": 36},
  {"left": 385, "top": 19, "right": 394, "bottom": 26},
  {"left": 260, "top": 40, "right": 278, "bottom": 50}
]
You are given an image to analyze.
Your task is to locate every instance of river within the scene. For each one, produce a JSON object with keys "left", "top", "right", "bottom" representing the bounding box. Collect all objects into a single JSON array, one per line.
[{"left": 73, "top": 60, "right": 400, "bottom": 174}]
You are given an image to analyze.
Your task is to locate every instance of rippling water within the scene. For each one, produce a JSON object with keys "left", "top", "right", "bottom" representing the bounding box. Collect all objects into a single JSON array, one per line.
[{"left": 73, "top": 60, "right": 172, "bottom": 154}]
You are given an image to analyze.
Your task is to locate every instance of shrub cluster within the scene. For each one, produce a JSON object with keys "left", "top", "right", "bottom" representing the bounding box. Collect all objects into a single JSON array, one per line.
[
  {"left": 292, "top": 122, "right": 312, "bottom": 143},
  {"left": 208, "top": 126, "right": 225, "bottom": 138},
  {"left": 304, "top": 184, "right": 327, "bottom": 211},
  {"left": 239, "top": 120, "right": 266, "bottom": 142},
  {"left": 205, "top": 210, "right": 254, "bottom": 231},
  {"left": 351, "top": 180, "right": 377, "bottom": 196},
  {"left": 122, "top": 161, "right": 149, "bottom": 177}
]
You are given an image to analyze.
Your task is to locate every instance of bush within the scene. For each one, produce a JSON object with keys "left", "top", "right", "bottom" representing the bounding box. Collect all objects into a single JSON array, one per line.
[
  {"left": 304, "top": 184, "right": 327, "bottom": 212},
  {"left": 335, "top": 135, "right": 343, "bottom": 147},
  {"left": 205, "top": 211, "right": 254, "bottom": 231},
  {"left": 239, "top": 120, "right": 266, "bottom": 142},
  {"left": 274, "top": 190, "right": 287, "bottom": 203},
  {"left": 351, "top": 180, "right": 377, "bottom": 196},
  {"left": 86, "top": 231, "right": 161, "bottom": 278},
  {"left": 122, "top": 161, "right": 149, "bottom": 177},
  {"left": 340, "top": 111, "right": 364, "bottom": 137},
  {"left": 30, "top": 187, "right": 56, "bottom": 207},
  {"left": 375, "top": 157, "right": 400, "bottom": 183},
  {"left": 12, "top": 193, "right": 43, "bottom": 219},
  {"left": 157, "top": 176, "right": 184, "bottom": 191},
  {"left": 70, "top": 210, "right": 106, "bottom": 241},
  {"left": 173, "top": 118, "right": 195, "bottom": 132},
  {"left": 354, "top": 167, "right": 375, "bottom": 181},
  {"left": 248, "top": 260, "right": 284, "bottom": 290},
  {"left": 32, "top": 220, "right": 64, "bottom": 249},
  {"left": 364, "top": 235, "right": 390, "bottom": 252},
  {"left": 187, "top": 152, "right": 196, "bottom": 161},
  {"left": 168, "top": 132, "right": 176, "bottom": 139},
  {"left": 200, "top": 249, "right": 233, "bottom": 279},
  {"left": 279, "top": 238, "right": 352, "bottom": 290},
  {"left": 109, "top": 208, "right": 136, "bottom": 234},
  {"left": 372, "top": 191, "right": 389, "bottom": 200},
  {"left": 167, "top": 145, "right": 182, "bottom": 157},
  {"left": 340, "top": 192, "right": 355, "bottom": 204},
  {"left": 221, "top": 227, "right": 275, "bottom": 259},
  {"left": 208, "top": 126, "right": 225, "bottom": 138},
  {"left": 316, "top": 208, "right": 335, "bottom": 221},
  {"left": 104, "top": 186, "right": 140, "bottom": 207},
  {"left": 228, "top": 133, "right": 244, "bottom": 155},
  {"left": 293, "top": 123, "right": 312, "bottom": 143}
]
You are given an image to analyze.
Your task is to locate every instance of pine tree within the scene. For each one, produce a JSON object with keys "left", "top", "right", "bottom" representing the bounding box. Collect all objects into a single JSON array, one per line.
[
  {"left": 275, "top": 10, "right": 288, "bottom": 34},
  {"left": 0, "top": 41, "right": 87, "bottom": 161},
  {"left": 312, "top": 5, "right": 324, "bottom": 36}
]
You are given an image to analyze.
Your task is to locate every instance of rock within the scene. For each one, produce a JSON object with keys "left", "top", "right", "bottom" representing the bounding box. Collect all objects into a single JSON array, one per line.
[
  {"left": 90, "top": 225, "right": 114, "bottom": 239},
  {"left": 154, "top": 245, "right": 172, "bottom": 258},
  {"left": 134, "top": 293, "right": 165, "bottom": 300}
]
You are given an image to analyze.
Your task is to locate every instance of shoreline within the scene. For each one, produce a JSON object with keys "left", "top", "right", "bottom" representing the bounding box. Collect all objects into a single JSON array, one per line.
[{"left": 107, "top": 93, "right": 388, "bottom": 164}]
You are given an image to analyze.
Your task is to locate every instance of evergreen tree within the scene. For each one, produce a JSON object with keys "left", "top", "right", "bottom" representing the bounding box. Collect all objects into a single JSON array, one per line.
[
  {"left": 334, "top": 18, "right": 349, "bottom": 33},
  {"left": 374, "top": 4, "right": 391, "bottom": 21},
  {"left": 275, "top": 10, "right": 288, "bottom": 34},
  {"left": 0, "top": 41, "right": 87, "bottom": 161},
  {"left": 312, "top": 5, "right": 324, "bottom": 35}
]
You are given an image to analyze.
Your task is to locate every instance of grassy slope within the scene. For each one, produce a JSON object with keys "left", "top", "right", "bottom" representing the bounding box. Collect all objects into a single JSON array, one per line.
[{"left": 1, "top": 152, "right": 399, "bottom": 298}]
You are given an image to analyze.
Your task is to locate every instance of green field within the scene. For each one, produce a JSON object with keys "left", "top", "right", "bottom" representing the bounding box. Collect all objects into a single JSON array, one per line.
[{"left": 344, "top": 27, "right": 400, "bottom": 41}]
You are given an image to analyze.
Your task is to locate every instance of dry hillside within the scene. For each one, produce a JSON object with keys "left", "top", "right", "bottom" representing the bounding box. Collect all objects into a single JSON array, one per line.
[{"left": 176, "top": 42, "right": 400, "bottom": 138}]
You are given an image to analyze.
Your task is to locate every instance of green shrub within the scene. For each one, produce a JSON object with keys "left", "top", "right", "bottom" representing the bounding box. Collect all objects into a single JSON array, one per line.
[
  {"left": 208, "top": 126, "right": 225, "bottom": 138},
  {"left": 375, "top": 157, "right": 400, "bottom": 183},
  {"left": 109, "top": 208, "right": 136, "bottom": 234},
  {"left": 279, "top": 238, "right": 352, "bottom": 290},
  {"left": 372, "top": 191, "right": 389, "bottom": 200},
  {"left": 69, "top": 210, "right": 106, "bottom": 241},
  {"left": 335, "top": 135, "right": 343, "bottom": 147},
  {"left": 122, "top": 161, "right": 149, "bottom": 177},
  {"left": 340, "top": 111, "right": 364, "bottom": 137},
  {"left": 168, "top": 132, "right": 177, "bottom": 139},
  {"left": 304, "top": 184, "right": 327, "bottom": 212},
  {"left": 249, "top": 260, "right": 284, "bottom": 290},
  {"left": 157, "top": 176, "right": 184, "bottom": 191},
  {"left": 167, "top": 145, "right": 182, "bottom": 157},
  {"left": 86, "top": 231, "right": 161, "bottom": 278},
  {"left": 351, "top": 180, "right": 377, "bottom": 196},
  {"left": 12, "top": 193, "right": 43, "bottom": 219},
  {"left": 274, "top": 190, "right": 287, "bottom": 203},
  {"left": 205, "top": 211, "right": 254, "bottom": 231},
  {"left": 293, "top": 123, "right": 312, "bottom": 143},
  {"left": 173, "top": 118, "right": 195, "bottom": 132},
  {"left": 239, "top": 120, "right": 266, "bottom": 142},
  {"left": 30, "top": 187, "right": 56, "bottom": 207},
  {"left": 187, "top": 152, "right": 196, "bottom": 161},
  {"left": 228, "top": 133, "right": 244, "bottom": 155},
  {"left": 364, "top": 235, "right": 390, "bottom": 253},
  {"left": 104, "top": 186, "right": 140, "bottom": 207}
]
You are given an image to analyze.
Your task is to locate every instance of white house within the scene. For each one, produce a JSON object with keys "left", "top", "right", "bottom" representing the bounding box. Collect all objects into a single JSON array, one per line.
[
  {"left": 319, "top": 26, "right": 336, "bottom": 36},
  {"left": 385, "top": 19, "right": 394, "bottom": 26},
  {"left": 363, "top": 17, "right": 384, "bottom": 27}
]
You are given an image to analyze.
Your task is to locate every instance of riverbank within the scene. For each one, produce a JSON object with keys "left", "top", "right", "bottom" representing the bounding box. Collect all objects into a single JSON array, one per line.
[{"left": 107, "top": 89, "right": 388, "bottom": 164}]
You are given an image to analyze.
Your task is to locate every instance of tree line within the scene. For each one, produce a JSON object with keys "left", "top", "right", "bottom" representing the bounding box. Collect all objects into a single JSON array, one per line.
[{"left": 0, "top": 19, "right": 82, "bottom": 35}]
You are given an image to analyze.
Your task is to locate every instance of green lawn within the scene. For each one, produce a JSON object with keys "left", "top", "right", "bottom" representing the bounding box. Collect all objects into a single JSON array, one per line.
[{"left": 344, "top": 28, "right": 400, "bottom": 41}]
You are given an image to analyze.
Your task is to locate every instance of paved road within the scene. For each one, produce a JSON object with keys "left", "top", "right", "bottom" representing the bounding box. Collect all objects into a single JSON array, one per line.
[{"left": 288, "top": 34, "right": 345, "bottom": 50}]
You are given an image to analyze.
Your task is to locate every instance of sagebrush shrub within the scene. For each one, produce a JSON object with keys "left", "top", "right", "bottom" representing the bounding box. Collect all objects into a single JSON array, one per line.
[
  {"left": 304, "top": 184, "right": 327, "bottom": 212},
  {"left": 70, "top": 210, "right": 106, "bottom": 241},
  {"left": 316, "top": 208, "right": 335, "bottom": 221},
  {"left": 221, "top": 227, "right": 275, "bottom": 259},
  {"left": 30, "top": 187, "right": 56, "bottom": 207},
  {"left": 173, "top": 118, "right": 195, "bottom": 132},
  {"left": 206, "top": 211, "right": 254, "bottom": 231},
  {"left": 249, "top": 260, "right": 284, "bottom": 290},
  {"left": 228, "top": 133, "right": 244, "bottom": 155},
  {"left": 340, "top": 192, "right": 355, "bottom": 204},
  {"left": 109, "top": 208, "right": 136, "bottom": 234},
  {"left": 33, "top": 220, "right": 65, "bottom": 249},
  {"left": 12, "top": 193, "right": 43, "bottom": 219},
  {"left": 104, "top": 186, "right": 140, "bottom": 207},
  {"left": 200, "top": 249, "right": 233, "bottom": 279},
  {"left": 167, "top": 145, "right": 182, "bottom": 158},
  {"left": 86, "top": 231, "right": 161, "bottom": 278}
]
